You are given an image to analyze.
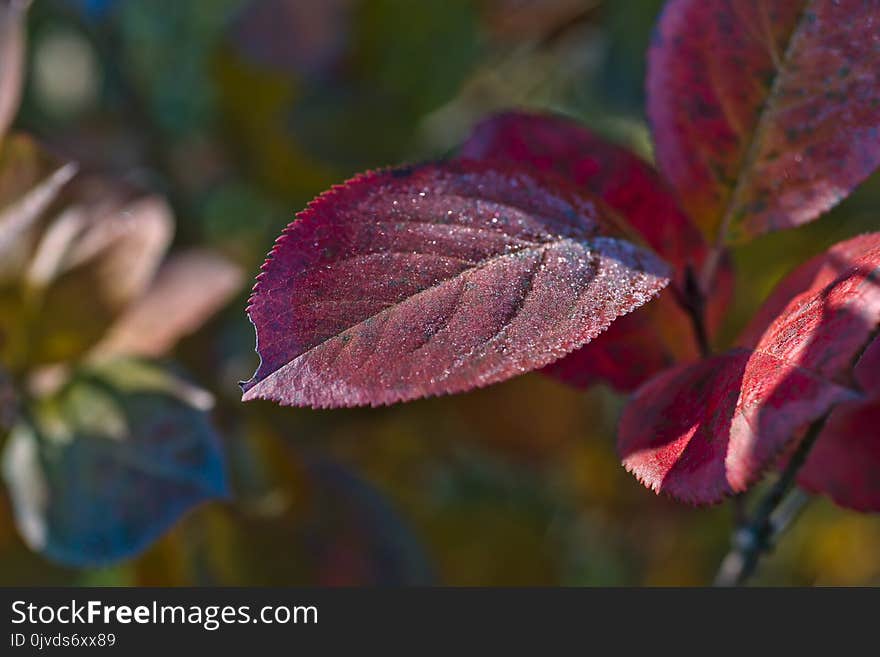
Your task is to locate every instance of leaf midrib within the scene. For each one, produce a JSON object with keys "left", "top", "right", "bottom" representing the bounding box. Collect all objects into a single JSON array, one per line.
[{"left": 714, "top": 0, "right": 815, "bottom": 245}]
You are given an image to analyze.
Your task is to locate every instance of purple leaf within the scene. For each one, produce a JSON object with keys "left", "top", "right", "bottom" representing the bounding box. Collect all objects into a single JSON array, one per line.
[{"left": 242, "top": 161, "right": 670, "bottom": 408}]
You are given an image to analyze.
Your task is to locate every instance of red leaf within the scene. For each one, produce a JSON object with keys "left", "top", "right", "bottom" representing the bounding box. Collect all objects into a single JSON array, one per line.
[
  {"left": 542, "top": 271, "right": 739, "bottom": 392},
  {"left": 740, "top": 233, "right": 880, "bottom": 346},
  {"left": 798, "top": 334, "right": 880, "bottom": 512},
  {"left": 620, "top": 234, "right": 880, "bottom": 503},
  {"left": 853, "top": 331, "right": 880, "bottom": 393},
  {"left": 460, "top": 111, "right": 706, "bottom": 276},
  {"left": 648, "top": 0, "right": 880, "bottom": 243},
  {"left": 541, "top": 297, "right": 676, "bottom": 391},
  {"left": 242, "top": 161, "right": 670, "bottom": 408},
  {"left": 741, "top": 234, "right": 880, "bottom": 511},
  {"left": 799, "top": 397, "right": 880, "bottom": 512},
  {"left": 460, "top": 110, "right": 734, "bottom": 390},
  {"left": 619, "top": 349, "right": 854, "bottom": 503}
]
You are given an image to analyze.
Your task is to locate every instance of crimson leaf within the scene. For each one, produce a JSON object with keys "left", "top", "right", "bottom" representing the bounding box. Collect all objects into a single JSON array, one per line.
[
  {"left": 798, "top": 395, "right": 880, "bottom": 512},
  {"left": 619, "top": 233, "right": 880, "bottom": 504},
  {"left": 738, "top": 234, "right": 880, "bottom": 511},
  {"left": 460, "top": 111, "right": 707, "bottom": 277},
  {"left": 459, "top": 111, "right": 733, "bottom": 391},
  {"left": 648, "top": 0, "right": 880, "bottom": 243},
  {"left": 242, "top": 161, "right": 670, "bottom": 408}
]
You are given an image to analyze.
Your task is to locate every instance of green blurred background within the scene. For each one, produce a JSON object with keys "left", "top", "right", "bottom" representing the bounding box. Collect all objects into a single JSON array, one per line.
[{"left": 3, "top": 0, "right": 879, "bottom": 586}]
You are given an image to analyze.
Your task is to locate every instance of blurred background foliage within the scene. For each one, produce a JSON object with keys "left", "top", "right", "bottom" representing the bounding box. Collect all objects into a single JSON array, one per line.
[{"left": 2, "top": 0, "right": 879, "bottom": 586}]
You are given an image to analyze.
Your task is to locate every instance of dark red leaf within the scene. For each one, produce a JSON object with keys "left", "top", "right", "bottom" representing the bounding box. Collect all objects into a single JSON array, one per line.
[
  {"left": 798, "top": 397, "right": 880, "bottom": 512},
  {"left": 541, "top": 297, "right": 676, "bottom": 391},
  {"left": 620, "top": 234, "right": 880, "bottom": 503},
  {"left": 460, "top": 111, "right": 734, "bottom": 390},
  {"left": 242, "top": 160, "right": 670, "bottom": 408},
  {"left": 853, "top": 331, "right": 880, "bottom": 393},
  {"left": 460, "top": 111, "right": 706, "bottom": 277},
  {"left": 648, "top": 0, "right": 880, "bottom": 243},
  {"left": 798, "top": 333, "right": 880, "bottom": 512}
]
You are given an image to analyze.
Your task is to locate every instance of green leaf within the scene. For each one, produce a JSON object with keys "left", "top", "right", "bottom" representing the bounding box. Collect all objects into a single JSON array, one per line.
[{"left": 1, "top": 359, "right": 228, "bottom": 567}]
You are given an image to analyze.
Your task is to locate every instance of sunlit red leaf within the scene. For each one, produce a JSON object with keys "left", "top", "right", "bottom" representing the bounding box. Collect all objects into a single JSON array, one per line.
[
  {"left": 619, "top": 349, "right": 854, "bottom": 503},
  {"left": 242, "top": 160, "right": 670, "bottom": 408},
  {"left": 92, "top": 249, "right": 243, "bottom": 359},
  {"left": 740, "top": 234, "right": 880, "bottom": 511},
  {"left": 460, "top": 111, "right": 734, "bottom": 390},
  {"left": 740, "top": 233, "right": 880, "bottom": 346},
  {"left": 0, "top": 0, "right": 27, "bottom": 140},
  {"left": 620, "top": 233, "right": 880, "bottom": 503},
  {"left": 648, "top": 0, "right": 880, "bottom": 243}
]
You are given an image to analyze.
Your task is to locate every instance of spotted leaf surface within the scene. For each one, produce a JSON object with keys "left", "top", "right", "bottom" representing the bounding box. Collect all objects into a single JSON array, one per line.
[
  {"left": 620, "top": 234, "right": 880, "bottom": 503},
  {"left": 242, "top": 161, "right": 670, "bottom": 408},
  {"left": 648, "top": 0, "right": 880, "bottom": 242},
  {"left": 460, "top": 111, "right": 733, "bottom": 391}
]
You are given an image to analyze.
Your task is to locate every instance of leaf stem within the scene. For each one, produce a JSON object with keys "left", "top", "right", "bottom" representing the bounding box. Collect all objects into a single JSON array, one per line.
[
  {"left": 681, "top": 265, "right": 712, "bottom": 358},
  {"left": 713, "top": 416, "right": 826, "bottom": 586}
]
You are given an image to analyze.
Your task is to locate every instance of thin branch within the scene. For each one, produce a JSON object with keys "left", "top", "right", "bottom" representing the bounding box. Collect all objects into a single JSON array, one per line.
[
  {"left": 730, "top": 492, "right": 748, "bottom": 526},
  {"left": 681, "top": 264, "right": 712, "bottom": 357},
  {"left": 771, "top": 488, "right": 812, "bottom": 537},
  {"left": 713, "top": 416, "right": 827, "bottom": 586}
]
